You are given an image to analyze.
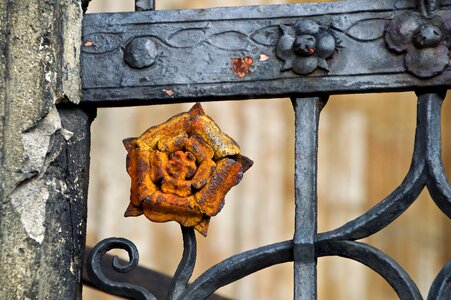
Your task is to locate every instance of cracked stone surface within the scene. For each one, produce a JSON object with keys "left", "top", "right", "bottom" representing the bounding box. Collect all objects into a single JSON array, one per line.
[{"left": 0, "top": 1, "right": 93, "bottom": 299}]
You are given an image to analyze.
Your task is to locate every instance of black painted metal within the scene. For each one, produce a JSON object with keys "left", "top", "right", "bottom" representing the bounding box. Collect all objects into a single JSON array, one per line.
[
  {"left": 292, "top": 97, "right": 325, "bottom": 299},
  {"left": 135, "top": 0, "right": 155, "bottom": 11},
  {"left": 86, "top": 237, "right": 157, "bottom": 299},
  {"left": 422, "top": 92, "right": 451, "bottom": 217},
  {"left": 84, "top": 0, "right": 450, "bottom": 299},
  {"left": 80, "top": 0, "right": 451, "bottom": 106},
  {"left": 82, "top": 245, "right": 230, "bottom": 300},
  {"left": 316, "top": 241, "right": 422, "bottom": 299},
  {"left": 427, "top": 260, "right": 451, "bottom": 300},
  {"left": 167, "top": 227, "right": 197, "bottom": 300},
  {"left": 82, "top": 0, "right": 92, "bottom": 13}
]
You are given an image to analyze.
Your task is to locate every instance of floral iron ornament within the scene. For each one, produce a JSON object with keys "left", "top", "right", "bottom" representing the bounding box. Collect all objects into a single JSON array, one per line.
[
  {"left": 276, "top": 20, "right": 337, "bottom": 75},
  {"left": 123, "top": 104, "right": 253, "bottom": 236},
  {"left": 385, "top": 10, "right": 450, "bottom": 78}
]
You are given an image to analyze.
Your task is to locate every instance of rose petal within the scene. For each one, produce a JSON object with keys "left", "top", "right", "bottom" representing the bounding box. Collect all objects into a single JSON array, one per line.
[
  {"left": 146, "top": 192, "right": 201, "bottom": 213},
  {"left": 149, "top": 150, "right": 168, "bottom": 182},
  {"left": 123, "top": 137, "right": 137, "bottom": 151},
  {"left": 317, "top": 58, "right": 330, "bottom": 71},
  {"left": 143, "top": 192, "right": 203, "bottom": 227},
  {"left": 157, "top": 131, "right": 188, "bottom": 153},
  {"left": 292, "top": 56, "right": 318, "bottom": 74},
  {"left": 280, "top": 24, "right": 295, "bottom": 36},
  {"left": 185, "top": 135, "right": 214, "bottom": 163},
  {"left": 191, "top": 115, "right": 240, "bottom": 160},
  {"left": 294, "top": 19, "right": 320, "bottom": 35},
  {"left": 405, "top": 45, "right": 449, "bottom": 78},
  {"left": 281, "top": 58, "right": 294, "bottom": 71},
  {"left": 316, "top": 32, "right": 336, "bottom": 58},
  {"left": 276, "top": 34, "right": 296, "bottom": 63},
  {"left": 195, "top": 158, "right": 243, "bottom": 216},
  {"left": 188, "top": 103, "right": 205, "bottom": 116},
  {"left": 191, "top": 159, "right": 216, "bottom": 190},
  {"left": 143, "top": 209, "right": 204, "bottom": 228},
  {"left": 161, "top": 176, "right": 192, "bottom": 197},
  {"left": 166, "top": 151, "right": 197, "bottom": 180},
  {"left": 385, "top": 12, "right": 425, "bottom": 53},
  {"left": 441, "top": 11, "right": 451, "bottom": 48},
  {"left": 126, "top": 147, "right": 157, "bottom": 207},
  {"left": 138, "top": 112, "right": 191, "bottom": 149},
  {"left": 124, "top": 203, "right": 144, "bottom": 217},
  {"left": 193, "top": 217, "right": 210, "bottom": 237},
  {"left": 234, "top": 154, "right": 254, "bottom": 173}
]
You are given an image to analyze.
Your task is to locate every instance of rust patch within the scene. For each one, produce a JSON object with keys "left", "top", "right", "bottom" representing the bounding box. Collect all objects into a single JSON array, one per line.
[
  {"left": 232, "top": 56, "right": 253, "bottom": 78},
  {"left": 123, "top": 103, "right": 253, "bottom": 236}
]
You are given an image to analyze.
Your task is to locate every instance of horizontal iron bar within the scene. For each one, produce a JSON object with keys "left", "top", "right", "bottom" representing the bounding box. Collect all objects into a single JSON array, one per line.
[{"left": 81, "top": 0, "right": 451, "bottom": 107}]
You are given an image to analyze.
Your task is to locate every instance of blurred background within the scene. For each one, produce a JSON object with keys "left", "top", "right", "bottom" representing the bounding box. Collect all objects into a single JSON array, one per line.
[{"left": 84, "top": 1, "right": 450, "bottom": 299}]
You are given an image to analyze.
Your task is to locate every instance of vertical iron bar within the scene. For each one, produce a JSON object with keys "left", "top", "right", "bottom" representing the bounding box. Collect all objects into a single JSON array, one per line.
[
  {"left": 135, "top": 0, "right": 155, "bottom": 11},
  {"left": 292, "top": 97, "right": 326, "bottom": 300},
  {"left": 419, "top": 0, "right": 440, "bottom": 17},
  {"left": 167, "top": 226, "right": 197, "bottom": 300}
]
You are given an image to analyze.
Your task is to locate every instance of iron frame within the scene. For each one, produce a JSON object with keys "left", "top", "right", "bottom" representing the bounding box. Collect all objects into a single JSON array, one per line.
[{"left": 81, "top": 0, "right": 451, "bottom": 299}]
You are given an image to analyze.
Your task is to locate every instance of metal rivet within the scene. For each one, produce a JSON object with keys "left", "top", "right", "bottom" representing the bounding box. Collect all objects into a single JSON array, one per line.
[{"left": 124, "top": 37, "right": 158, "bottom": 69}]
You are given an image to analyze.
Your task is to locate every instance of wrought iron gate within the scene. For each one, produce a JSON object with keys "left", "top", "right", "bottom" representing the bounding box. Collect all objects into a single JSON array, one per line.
[{"left": 81, "top": 0, "right": 450, "bottom": 299}]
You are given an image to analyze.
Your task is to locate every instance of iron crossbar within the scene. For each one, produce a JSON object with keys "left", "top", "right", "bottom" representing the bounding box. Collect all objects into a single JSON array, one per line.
[
  {"left": 82, "top": 0, "right": 450, "bottom": 299},
  {"left": 80, "top": 0, "right": 451, "bottom": 106}
]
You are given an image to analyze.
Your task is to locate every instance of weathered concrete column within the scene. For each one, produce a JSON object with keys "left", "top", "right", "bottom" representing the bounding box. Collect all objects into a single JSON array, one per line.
[{"left": 0, "top": 1, "right": 93, "bottom": 298}]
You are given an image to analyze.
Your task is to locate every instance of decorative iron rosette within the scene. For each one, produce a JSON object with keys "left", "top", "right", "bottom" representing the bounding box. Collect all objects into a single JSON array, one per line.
[
  {"left": 385, "top": 11, "right": 450, "bottom": 78},
  {"left": 276, "top": 20, "right": 337, "bottom": 75},
  {"left": 123, "top": 103, "right": 253, "bottom": 236}
]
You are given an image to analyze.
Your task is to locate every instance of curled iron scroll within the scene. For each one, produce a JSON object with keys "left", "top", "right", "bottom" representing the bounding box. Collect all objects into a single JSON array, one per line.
[
  {"left": 319, "top": 91, "right": 451, "bottom": 243},
  {"left": 86, "top": 237, "right": 157, "bottom": 300}
]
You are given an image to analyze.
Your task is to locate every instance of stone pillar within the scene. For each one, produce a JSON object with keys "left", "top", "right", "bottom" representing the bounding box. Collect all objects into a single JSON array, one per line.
[{"left": 0, "top": 1, "right": 93, "bottom": 298}]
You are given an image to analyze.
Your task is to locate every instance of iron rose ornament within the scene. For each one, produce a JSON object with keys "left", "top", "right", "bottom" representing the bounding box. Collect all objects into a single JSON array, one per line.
[
  {"left": 385, "top": 11, "right": 450, "bottom": 78},
  {"left": 123, "top": 103, "right": 253, "bottom": 236},
  {"left": 276, "top": 20, "right": 337, "bottom": 75}
]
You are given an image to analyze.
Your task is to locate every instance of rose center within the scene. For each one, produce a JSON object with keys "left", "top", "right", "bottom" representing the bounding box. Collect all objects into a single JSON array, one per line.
[
  {"left": 413, "top": 25, "right": 442, "bottom": 49},
  {"left": 166, "top": 150, "right": 197, "bottom": 180},
  {"left": 293, "top": 35, "right": 317, "bottom": 57}
]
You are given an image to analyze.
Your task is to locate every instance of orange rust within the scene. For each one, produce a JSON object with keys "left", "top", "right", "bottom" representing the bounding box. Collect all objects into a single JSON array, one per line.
[
  {"left": 123, "top": 103, "right": 253, "bottom": 236},
  {"left": 231, "top": 56, "right": 253, "bottom": 78}
]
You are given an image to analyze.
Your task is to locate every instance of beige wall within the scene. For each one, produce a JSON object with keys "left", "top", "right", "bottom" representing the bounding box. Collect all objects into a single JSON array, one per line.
[{"left": 84, "top": 1, "right": 450, "bottom": 299}]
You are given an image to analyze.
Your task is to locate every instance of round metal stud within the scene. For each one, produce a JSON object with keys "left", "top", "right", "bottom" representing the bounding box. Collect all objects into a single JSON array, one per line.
[{"left": 124, "top": 37, "right": 158, "bottom": 69}]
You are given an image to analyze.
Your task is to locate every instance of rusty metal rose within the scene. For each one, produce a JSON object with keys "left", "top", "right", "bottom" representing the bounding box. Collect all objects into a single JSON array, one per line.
[
  {"left": 123, "top": 103, "right": 253, "bottom": 236},
  {"left": 276, "top": 20, "right": 337, "bottom": 75},
  {"left": 385, "top": 12, "right": 450, "bottom": 78}
]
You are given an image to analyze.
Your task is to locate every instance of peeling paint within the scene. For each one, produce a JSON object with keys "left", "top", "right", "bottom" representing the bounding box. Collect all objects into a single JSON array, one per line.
[
  {"left": 0, "top": 0, "right": 85, "bottom": 297},
  {"left": 10, "top": 179, "right": 49, "bottom": 244},
  {"left": 60, "top": 128, "right": 74, "bottom": 141},
  {"left": 20, "top": 107, "right": 73, "bottom": 176},
  {"left": 61, "top": 3, "right": 82, "bottom": 104},
  {"left": 69, "top": 261, "right": 75, "bottom": 275}
]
